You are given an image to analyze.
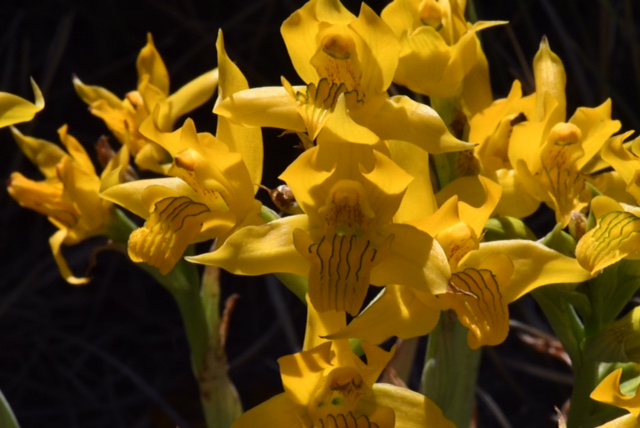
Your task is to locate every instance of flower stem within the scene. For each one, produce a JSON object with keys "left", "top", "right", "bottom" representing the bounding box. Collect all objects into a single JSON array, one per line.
[
  {"left": 420, "top": 311, "right": 481, "bottom": 428},
  {"left": 106, "top": 208, "right": 238, "bottom": 427}
]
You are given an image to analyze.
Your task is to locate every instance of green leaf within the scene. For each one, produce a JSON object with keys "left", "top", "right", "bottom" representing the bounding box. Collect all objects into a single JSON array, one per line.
[{"left": 0, "top": 389, "right": 20, "bottom": 428}]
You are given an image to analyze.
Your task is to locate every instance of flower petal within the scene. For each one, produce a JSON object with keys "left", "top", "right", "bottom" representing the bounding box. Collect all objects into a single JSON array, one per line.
[
  {"left": 438, "top": 254, "right": 514, "bottom": 348},
  {"left": 371, "top": 383, "right": 455, "bottom": 428},
  {"left": 10, "top": 126, "right": 67, "bottom": 179},
  {"left": 0, "top": 78, "right": 44, "bottom": 128},
  {"left": 328, "top": 285, "right": 440, "bottom": 344},
  {"left": 186, "top": 215, "right": 310, "bottom": 278},
  {"left": 215, "top": 30, "right": 263, "bottom": 187},
  {"left": 371, "top": 223, "right": 450, "bottom": 295},
  {"left": 50, "top": 229, "right": 90, "bottom": 285},
  {"left": 368, "top": 96, "right": 474, "bottom": 154},
  {"left": 231, "top": 393, "right": 304, "bottom": 428},
  {"left": 136, "top": 33, "right": 169, "bottom": 96},
  {"left": 461, "top": 240, "right": 592, "bottom": 302},
  {"left": 576, "top": 198, "right": 640, "bottom": 274},
  {"left": 591, "top": 369, "right": 640, "bottom": 419},
  {"left": 214, "top": 86, "right": 304, "bottom": 132}
]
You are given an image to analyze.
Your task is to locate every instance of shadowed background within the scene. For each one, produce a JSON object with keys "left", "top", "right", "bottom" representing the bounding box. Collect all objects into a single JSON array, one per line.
[{"left": 1, "top": 0, "right": 638, "bottom": 427}]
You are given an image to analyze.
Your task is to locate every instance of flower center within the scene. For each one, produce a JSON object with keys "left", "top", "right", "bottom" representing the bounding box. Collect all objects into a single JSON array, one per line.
[
  {"left": 436, "top": 222, "right": 479, "bottom": 272},
  {"left": 311, "top": 32, "right": 363, "bottom": 95},
  {"left": 418, "top": 0, "right": 444, "bottom": 29},
  {"left": 537, "top": 122, "right": 589, "bottom": 226}
]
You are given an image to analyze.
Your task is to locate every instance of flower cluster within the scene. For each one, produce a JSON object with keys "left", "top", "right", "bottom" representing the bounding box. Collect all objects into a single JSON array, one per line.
[{"left": 5, "top": 0, "right": 640, "bottom": 427}]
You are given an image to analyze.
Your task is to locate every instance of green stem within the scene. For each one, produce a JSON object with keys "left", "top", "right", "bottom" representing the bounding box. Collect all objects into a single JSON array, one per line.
[
  {"left": 199, "top": 262, "right": 242, "bottom": 428},
  {"left": 107, "top": 208, "right": 237, "bottom": 427},
  {"left": 420, "top": 311, "right": 481, "bottom": 428},
  {"left": 566, "top": 360, "right": 599, "bottom": 428}
]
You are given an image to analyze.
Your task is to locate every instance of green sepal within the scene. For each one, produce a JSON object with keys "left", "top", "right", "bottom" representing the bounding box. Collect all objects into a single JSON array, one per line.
[
  {"left": 483, "top": 216, "right": 537, "bottom": 242},
  {"left": 540, "top": 222, "right": 577, "bottom": 257}
]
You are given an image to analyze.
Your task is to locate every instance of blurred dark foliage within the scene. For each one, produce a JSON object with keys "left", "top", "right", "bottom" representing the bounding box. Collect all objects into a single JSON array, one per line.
[{"left": 0, "top": 0, "right": 638, "bottom": 427}]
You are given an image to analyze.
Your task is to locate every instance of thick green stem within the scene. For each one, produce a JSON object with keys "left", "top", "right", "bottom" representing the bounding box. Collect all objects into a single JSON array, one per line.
[
  {"left": 199, "top": 262, "right": 242, "bottom": 428},
  {"left": 566, "top": 359, "right": 599, "bottom": 428},
  {"left": 420, "top": 311, "right": 481, "bottom": 428}
]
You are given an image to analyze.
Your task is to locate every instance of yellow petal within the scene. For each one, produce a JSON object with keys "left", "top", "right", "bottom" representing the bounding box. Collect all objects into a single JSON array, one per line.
[
  {"left": 576, "top": 199, "right": 640, "bottom": 274},
  {"left": 186, "top": 215, "right": 310, "bottom": 278},
  {"left": 368, "top": 96, "right": 474, "bottom": 154},
  {"left": 57, "top": 125, "right": 95, "bottom": 176},
  {"left": 371, "top": 383, "right": 455, "bottom": 428},
  {"left": 570, "top": 99, "right": 621, "bottom": 171},
  {"left": 493, "top": 168, "right": 542, "bottom": 219},
  {"left": 347, "top": 2, "right": 400, "bottom": 93},
  {"left": 439, "top": 254, "right": 514, "bottom": 348},
  {"left": 50, "top": 229, "right": 91, "bottom": 285},
  {"left": 7, "top": 172, "right": 76, "bottom": 229},
  {"left": 304, "top": 295, "right": 347, "bottom": 350},
  {"left": 294, "top": 228, "right": 391, "bottom": 316},
  {"left": 231, "top": 393, "right": 304, "bottom": 428},
  {"left": 436, "top": 175, "right": 502, "bottom": 237},
  {"left": 321, "top": 94, "right": 380, "bottom": 145},
  {"left": 10, "top": 126, "right": 67, "bottom": 179},
  {"left": 215, "top": 30, "right": 263, "bottom": 187},
  {"left": 0, "top": 78, "right": 44, "bottom": 128},
  {"left": 128, "top": 196, "right": 219, "bottom": 274},
  {"left": 591, "top": 369, "right": 640, "bottom": 418},
  {"left": 279, "top": 341, "right": 334, "bottom": 407},
  {"left": 461, "top": 240, "right": 592, "bottom": 302},
  {"left": 387, "top": 139, "right": 437, "bottom": 223},
  {"left": 136, "top": 33, "right": 169, "bottom": 96},
  {"left": 372, "top": 223, "right": 450, "bottom": 295},
  {"left": 214, "top": 86, "right": 304, "bottom": 132},
  {"left": 328, "top": 284, "right": 440, "bottom": 344},
  {"left": 73, "top": 75, "right": 123, "bottom": 109},
  {"left": 101, "top": 177, "right": 196, "bottom": 219},
  {"left": 533, "top": 37, "right": 566, "bottom": 121}
]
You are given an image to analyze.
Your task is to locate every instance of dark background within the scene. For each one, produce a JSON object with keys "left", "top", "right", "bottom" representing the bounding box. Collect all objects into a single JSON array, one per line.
[{"left": 0, "top": 0, "right": 638, "bottom": 427}]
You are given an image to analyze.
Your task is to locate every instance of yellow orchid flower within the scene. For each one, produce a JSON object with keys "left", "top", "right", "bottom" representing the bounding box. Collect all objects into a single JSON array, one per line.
[
  {"left": 381, "top": 0, "right": 504, "bottom": 110},
  {"left": 233, "top": 296, "right": 455, "bottom": 428},
  {"left": 330, "top": 176, "right": 591, "bottom": 348},
  {"left": 7, "top": 125, "right": 122, "bottom": 285},
  {"left": 188, "top": 141, "right": 451, "bottom": 317},
  {"left": 232, "top": 338, "right": 454, "bottom": 428},
  {"left": 214, "top": 0, "right": 471, "bottom": 154},
  {"left": 0, "top": 78, "right": 44, "bottom": 128},
  {"left": 101, "top": 33, "right": 263, "bottom": 276},
  {"left": 591, "top": 368, "right": 640, "bottom": 428},
  {"left": 470, "top": 38, "right": 620, "bottom": 225},
  {"left": 576, "top": 195, "right": 640, "bottom": 274},
  {"left": 74, "top": 33, "right": 219, "bottom": 173}
]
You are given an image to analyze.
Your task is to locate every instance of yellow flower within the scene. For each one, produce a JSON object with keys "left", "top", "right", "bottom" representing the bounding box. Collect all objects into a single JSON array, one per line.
[
  {"left": 591, "top": 368, "right": 640, "bottom": 428},
  {"left": 188, "top": 142, "right": 451, "bottom": 317},
  {"left": 7, "top": 125, "right": 120, "bottom": 284},
  {"left": 74, "top": 33, "right": 219, "bottom": 173},
  {"left": 0, "top": 79, "right": 44, "bottom": 128},
  {"left": 330, "top": 176, "right": 591, "bottom": 348},
  {"left": 381, "top": 0, "right": 504, "bottom": 111},
  {"left": 576, "top": 195, "right": 640, "bottom": 274},
  {"left": 470, "top": 38, "right": 620, "bottom": 225},
  {"left": 214, "top": 0, "right": 471, "bottom": 154},
  {"left": 233, "top": 299, "right": 455, "bottom": 428},
  {"left": 100, "top": 32, "right": 263, "bottom": 275}
]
